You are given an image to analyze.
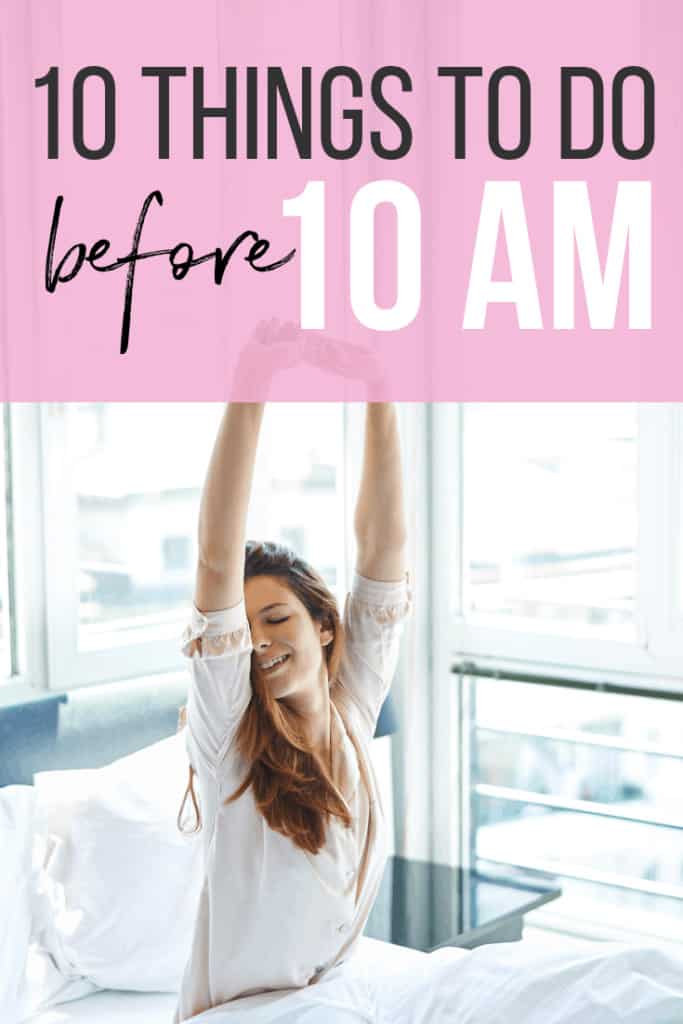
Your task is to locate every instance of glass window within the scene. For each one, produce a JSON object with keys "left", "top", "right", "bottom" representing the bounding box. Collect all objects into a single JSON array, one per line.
[
  {"left": 161, "top": 536, "right": 192, "bottom": 572},
  {"left": 471, "top": 676, "right": 683, "bottom": 935},
  {"left": 247, "top": 404, "right": 344, "bottom": 595},
  {"left": 463, "top": 404, "right": 638, "bottom": 640},
  {"left": 68, "top": 404, "right": 344, "bottom": 650},
  {"left": 70, "top": 403, "right": 222, "bottom": 642}
]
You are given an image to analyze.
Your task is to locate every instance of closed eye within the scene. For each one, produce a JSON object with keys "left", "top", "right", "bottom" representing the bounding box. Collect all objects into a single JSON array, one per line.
[{"left": 267, "top": 617, "right": 289, "bottom": 624}]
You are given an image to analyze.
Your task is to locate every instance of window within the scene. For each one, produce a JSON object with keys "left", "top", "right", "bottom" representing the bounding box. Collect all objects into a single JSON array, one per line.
[
  {"left": 162, "top": 536, "right": 192, "bottom": 573},
  {"left": 70, "top": 404, "right": 219, "bottom": 631},
  {"left": 469, "top": 675, "right": 683, "bottom": 939},
  {"left": 246, "top": 405, "right": 344, "bottom": 597},
  {"left": 4, "top": 403, "right": 345, "bottom": 689},
  {"left": 452, "top": 403, "right": 683, "bottom": 941},
  {"left": 463, "top": 403, "right": 638, "bottom": 640},
  {"left": 456, "top": 404, "right": 683, "bottom": 677}
]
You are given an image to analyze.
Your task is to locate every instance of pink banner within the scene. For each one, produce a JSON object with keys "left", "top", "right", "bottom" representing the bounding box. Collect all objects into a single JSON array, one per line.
[{"left": 0, "top": 0, "right": 679, "bottom": 399}]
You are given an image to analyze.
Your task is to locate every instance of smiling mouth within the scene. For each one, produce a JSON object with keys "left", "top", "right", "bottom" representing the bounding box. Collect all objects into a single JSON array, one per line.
[{"left": 260, "top": 654, "right": 291, "bottom": 672}]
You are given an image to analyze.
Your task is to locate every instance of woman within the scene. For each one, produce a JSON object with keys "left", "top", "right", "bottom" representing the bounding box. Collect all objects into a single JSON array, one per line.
[{"left": 174, "top": 400, "right": 411, "bottom": 1022}]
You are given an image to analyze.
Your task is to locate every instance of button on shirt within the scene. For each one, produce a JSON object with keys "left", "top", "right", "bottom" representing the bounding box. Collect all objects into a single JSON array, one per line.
[{"left": 174, "top": 571, "right": 412, "bottom": 1023}]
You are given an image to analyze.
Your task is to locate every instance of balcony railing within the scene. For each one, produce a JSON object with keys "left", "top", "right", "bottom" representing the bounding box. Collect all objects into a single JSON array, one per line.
[{"left": 451, "top": 660, "right": 683, "bottom": 909}]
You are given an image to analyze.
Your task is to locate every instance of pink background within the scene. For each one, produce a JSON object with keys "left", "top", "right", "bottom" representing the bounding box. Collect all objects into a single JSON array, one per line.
[{"left": 0, "top": 0, "right": 680, "bottom": 399}]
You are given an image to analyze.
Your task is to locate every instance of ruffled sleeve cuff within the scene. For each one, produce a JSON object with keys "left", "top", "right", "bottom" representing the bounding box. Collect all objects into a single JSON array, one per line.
[
  {"left": 350, "top": 570, "right": 413, "bottom": 623},
  {"left": 181, "top": 600, "right": 252, "bottom": 658}
]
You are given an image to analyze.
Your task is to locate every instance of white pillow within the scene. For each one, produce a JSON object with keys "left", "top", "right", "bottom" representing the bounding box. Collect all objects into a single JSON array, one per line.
[
  {"left": 33, "top": 732, "right": 203, "bottom": 992},
  {"left": 0, "top": 786, "right": 36, "bottom": 1024}
]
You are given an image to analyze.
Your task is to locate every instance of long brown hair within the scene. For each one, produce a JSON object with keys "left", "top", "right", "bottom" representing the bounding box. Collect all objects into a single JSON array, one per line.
[{"left": 178, "top": 541, "right": 352, "bottom": 855}]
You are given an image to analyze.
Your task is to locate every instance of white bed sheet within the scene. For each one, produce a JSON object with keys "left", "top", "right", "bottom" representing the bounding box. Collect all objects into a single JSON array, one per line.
[
  {"left": 20, "top": 940, "right": 436, "bottom": 1024},
  {"left": 22, "top": 991, "right": 177, "bottom": 1024},
  {"left": 22, "top": 935, "right": 683, "bottom": 1024}
]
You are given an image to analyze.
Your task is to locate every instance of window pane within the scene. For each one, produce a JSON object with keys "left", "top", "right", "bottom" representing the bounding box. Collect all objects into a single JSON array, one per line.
[
  {"left": 247, "top": 405, "right": 345, "bottom": 595},
  {"left": 472, "top": 677, "right": 683, "bottom": 935},
  {"left": 463, "top": 404, "right": 638, "bottom": 639},
  {"left": 71, "top": 403, "right": 221, "bottom": 643},
  {"left": 70, "top": 404, "right": 344, "bottom": 649}
]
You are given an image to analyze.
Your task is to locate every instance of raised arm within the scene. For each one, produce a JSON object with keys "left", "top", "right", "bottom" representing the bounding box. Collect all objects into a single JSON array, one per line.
[
  {"left": 194, "top": 402, "right": 265, "bottom": 613},
  {"left": 353, "top": 403, "right": 408, "bottom": 581}
]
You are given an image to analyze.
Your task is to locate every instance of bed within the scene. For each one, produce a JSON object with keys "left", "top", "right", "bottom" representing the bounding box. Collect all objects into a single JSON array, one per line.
[
  {"left": 21, "top": 934, "right": 683, "bottom": 1024},
  {"left": 3, "top": 680, "right": 683, "bottom": 1024}
]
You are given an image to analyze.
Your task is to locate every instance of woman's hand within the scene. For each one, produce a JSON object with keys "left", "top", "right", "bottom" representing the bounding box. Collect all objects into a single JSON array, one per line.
[
  {"left": 303, "top": 332, "right": 382, "bottom": 383},
  {"left": 231, "top": 321, "right": 387, "bottom": 397},
  {"left": 231, "top": 319, "right": 303, "bottom": 398}
]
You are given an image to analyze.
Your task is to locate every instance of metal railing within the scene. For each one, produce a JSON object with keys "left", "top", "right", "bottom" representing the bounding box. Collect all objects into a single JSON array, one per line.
[
  {"left": 475, "top": 723, "right": 683, "bottom": 761},
  {"left": 451, "top": 660, "right": 683, "bottom": 905},
  {"left": 452, "top": 659, "right": 683, "bottom": 703},
  {"left": 474, "top": 783, "right": 683, "bottom": 830},
  {"left": 479, "top": 854, "right": 683, "bottom": 902}
]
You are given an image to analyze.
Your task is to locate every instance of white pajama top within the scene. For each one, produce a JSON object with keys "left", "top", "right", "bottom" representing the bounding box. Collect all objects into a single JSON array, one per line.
[{"left": 173, "top": 570, "right": 413, "bottom": 1022}]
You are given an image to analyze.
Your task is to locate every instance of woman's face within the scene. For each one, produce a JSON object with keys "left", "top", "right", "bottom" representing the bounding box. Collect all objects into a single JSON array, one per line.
[{"left": 244, "top": 575, "right": 333, "bottom": 703}]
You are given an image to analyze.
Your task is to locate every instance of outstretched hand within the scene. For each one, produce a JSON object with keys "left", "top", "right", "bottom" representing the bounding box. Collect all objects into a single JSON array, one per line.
[
  {"left": 303, "top": 333, "right": 384, "bottom": 383},
  {"left": 231, "top": 319, "right": 303, "bottom": 397},
  {"left": 230, "top": 320, "right": 385, "bottom": 398}
]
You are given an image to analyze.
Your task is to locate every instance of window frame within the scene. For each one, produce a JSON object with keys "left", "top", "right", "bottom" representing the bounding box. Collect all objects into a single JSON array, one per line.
[
  {"left": 2, "top": 405, "right": 49, "bottom": 700},
  {"left": 438, "top": 401, "right": 683, "bottom": 940},
  {"left": 3, "top": 402, "right": 353, "bottom": 695},
  {"left": 453, "top": 402, "right": 683, "bottom": 689}
]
